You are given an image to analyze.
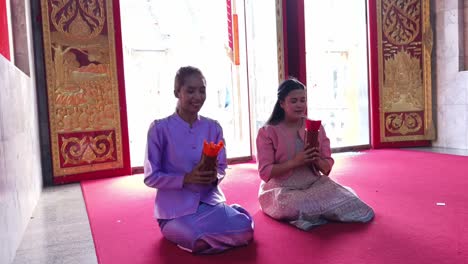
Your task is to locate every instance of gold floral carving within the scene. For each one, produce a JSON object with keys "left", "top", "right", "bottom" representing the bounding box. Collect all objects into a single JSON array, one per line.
[
  {"left": 382, "top": 50, "right": 423, "bottom": 112},
  {"left": 50, "top": 0, "right": 105, "bottom": 40},
  {"left": 382, "top": 0, "right": 420, "bottom": 45},
  {"left": 61, "top": 132, "right": 115, "bottom": 165},
  {"left": 385, "top": 112, "right": 422, "bottom": 135}
]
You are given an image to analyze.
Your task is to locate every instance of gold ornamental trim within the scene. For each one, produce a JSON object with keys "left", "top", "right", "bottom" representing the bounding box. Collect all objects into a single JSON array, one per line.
[
  {"left": 422, "top": 0, "right": 435, "bottom": 140},
  {"left": 60, "top": 132, "right": 115, "bottom": 165},
  {"left": 276, "top": 0, "right": 285, "bottom": 82},
  {"left": 385, "top": 111, "right": 423, "bottom": 135}
]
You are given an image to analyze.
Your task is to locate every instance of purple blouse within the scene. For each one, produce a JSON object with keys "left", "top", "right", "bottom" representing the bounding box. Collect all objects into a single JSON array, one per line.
[{"left": 144, "top": 112, "right": 227, "bottom": 219}]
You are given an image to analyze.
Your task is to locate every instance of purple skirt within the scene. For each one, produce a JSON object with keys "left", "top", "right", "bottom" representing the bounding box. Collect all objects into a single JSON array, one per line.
[{"left": 158, "top": 202, "right": 254, "bottom": 254}]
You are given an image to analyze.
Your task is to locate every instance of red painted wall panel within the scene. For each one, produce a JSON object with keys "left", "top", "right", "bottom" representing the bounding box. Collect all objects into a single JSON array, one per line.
[
  {"left": 0, "top": 0, "right": 10, "bottom": 60},
  {"left": 284, "top": 0, "right": 306, "bottom": 85}
]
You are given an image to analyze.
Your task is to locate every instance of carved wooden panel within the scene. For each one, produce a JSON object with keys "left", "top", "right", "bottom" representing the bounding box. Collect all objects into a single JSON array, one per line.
[
  {"left": 40, "top": 0, "right": 129, "bottom": 178},
  {"left": 377, "top": 0, "right": 434, "bottom": 142}
]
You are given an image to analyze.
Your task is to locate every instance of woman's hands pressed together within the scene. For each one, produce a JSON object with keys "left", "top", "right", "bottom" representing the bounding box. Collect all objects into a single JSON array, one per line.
[
  {"left": 184, "top": 162, "right": 218, "bottom": 185},
  {"left": 290, "top": 144, "right": 330, "bottom": 176},
  {"left": 292, "top": 146, "right": 320, "bottom": 167}
]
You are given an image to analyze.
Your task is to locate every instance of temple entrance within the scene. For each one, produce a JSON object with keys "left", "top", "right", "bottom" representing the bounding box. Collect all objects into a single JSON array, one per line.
[
  {"left": 119, "top": 0, "right": 252, "bottom": 167},
  {"left": 304, "top": 0, "right": 370, "bottom": 148}
]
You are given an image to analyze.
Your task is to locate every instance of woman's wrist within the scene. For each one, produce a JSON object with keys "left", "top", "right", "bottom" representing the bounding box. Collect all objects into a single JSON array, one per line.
[
  {"left": 316, "top": 158, "right": 330, "bottom": 175},
  {"left": 289, "top": 159, "right": 300, "bottom": 170}
]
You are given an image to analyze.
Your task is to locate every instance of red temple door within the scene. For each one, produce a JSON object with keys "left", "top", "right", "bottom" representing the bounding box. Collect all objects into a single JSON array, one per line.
[
  {"left": 368, "top": 0, "right": 434, "bottom": 148},
  {"left": 40, "top": 0, "right": 131, "bottom": 183}
]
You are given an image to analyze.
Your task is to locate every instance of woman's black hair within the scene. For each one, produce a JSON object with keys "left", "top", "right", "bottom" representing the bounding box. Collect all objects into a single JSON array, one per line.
[
  {"left": 174, "top": 66, "right": 205, "bottom": 93},
  {"left": 265, "top": 77, "right": 306, "bottom": 125}
]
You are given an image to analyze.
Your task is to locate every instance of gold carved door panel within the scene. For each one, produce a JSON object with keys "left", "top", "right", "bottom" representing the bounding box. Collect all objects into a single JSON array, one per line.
[
  {"left": 375, "top": 0, "right": 435, "bottom": 145},
  {"left": 40, "top": 0, "right": 130, "bottom": 182}
]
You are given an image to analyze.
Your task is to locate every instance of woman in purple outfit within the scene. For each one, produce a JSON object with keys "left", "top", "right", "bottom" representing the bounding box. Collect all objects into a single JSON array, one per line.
[
  {"left": 256, "top": 78, "right": 374, "bottom": 231},
  {"left": 144, "top": 66, "right": 254, "bottom": 254}
]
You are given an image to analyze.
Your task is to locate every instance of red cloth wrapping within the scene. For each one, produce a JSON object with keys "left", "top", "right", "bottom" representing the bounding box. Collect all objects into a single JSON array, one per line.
[
  {"left": 304, "top": 119, "right": 321, "bottom": 172},
  {"left": 200, "top": 140, "right": 224, "bottom": 172},
  {"left": 305, "top": 119, "right": 321, "bottom": 148}
]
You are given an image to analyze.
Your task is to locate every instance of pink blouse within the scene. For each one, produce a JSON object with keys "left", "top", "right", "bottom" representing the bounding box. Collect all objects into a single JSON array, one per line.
[{"left": 256, "top": 120, "right": 334, "bottom": 182}]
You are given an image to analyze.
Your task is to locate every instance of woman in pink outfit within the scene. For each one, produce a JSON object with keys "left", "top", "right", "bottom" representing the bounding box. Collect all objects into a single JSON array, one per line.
[{"left": 256, "top": 78, "right": 374, "bottom": 230}]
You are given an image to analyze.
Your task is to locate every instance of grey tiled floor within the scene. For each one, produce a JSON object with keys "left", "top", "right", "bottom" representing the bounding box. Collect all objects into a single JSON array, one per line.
[
  {"left": 13, "top": 184, "right": 98, "bottom": 264},
  {"left": 12, "top": 147, "right": 468, "bottom": 264}
]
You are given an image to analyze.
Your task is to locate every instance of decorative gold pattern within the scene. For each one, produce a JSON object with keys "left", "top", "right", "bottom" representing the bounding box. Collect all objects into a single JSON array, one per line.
[
  {"left": 50, "top": 0, "right": 105, "bottom": 40},
  {"left": 377, "top": 0, "right": 434, "bottom": 142},
  {"left": 385, "top": 112, "right": 423, "bottom": 135},
  {"left": 382, "top": 50, "right": 423, "bottom": 111},
  {"left": 276, "top": 0, "right": 285, "bottom": 82},
  {"left": 60, "top": 132, "right": 115, "bottom": 165},
  {"left": 41, "top": 0, "right": 125, "bottom": 176},
  {"left": 382, "top": 0, "right": 420, "bottom": 45}
]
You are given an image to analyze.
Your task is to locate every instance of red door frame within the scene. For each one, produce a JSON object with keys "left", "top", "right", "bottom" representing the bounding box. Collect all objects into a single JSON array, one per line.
[
  {"left": 366, "top": 0, "right": 430, "bottom": 148},
  {"left": 282, "top": 0, "right": 306, "bottom": 85},
  {"left": 53, "top": 0, "right": 131, "bottom": 184}
]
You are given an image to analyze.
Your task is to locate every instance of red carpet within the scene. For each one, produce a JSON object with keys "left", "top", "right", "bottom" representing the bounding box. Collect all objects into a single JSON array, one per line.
[{"left": 81, "top": 149, "right": 468, "bottom": 264}]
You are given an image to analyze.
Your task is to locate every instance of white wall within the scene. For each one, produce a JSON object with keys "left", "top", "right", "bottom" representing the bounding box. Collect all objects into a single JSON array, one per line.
[
  {"left": 0, "top": 0, "right": 42, "bottom": 263},
  {"left": 0, "top": 54, "right": 43, "bottom": 264},
  {"left": 433, "top": 0, "right": 468, "bottom": 149}
]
